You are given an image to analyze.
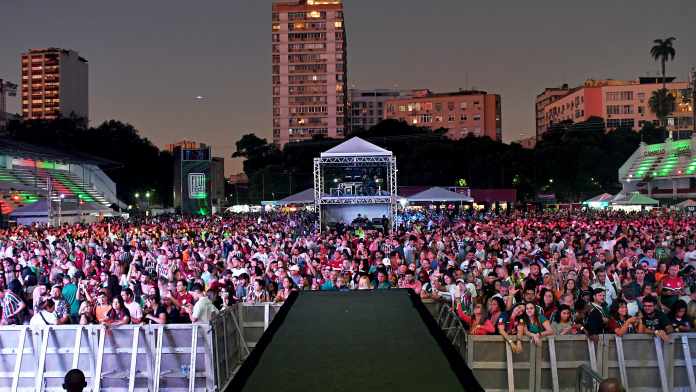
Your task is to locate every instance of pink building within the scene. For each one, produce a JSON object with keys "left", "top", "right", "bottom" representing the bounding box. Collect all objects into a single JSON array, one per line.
[
  {"left": 538, "top": 77, "right": 693, "bottom": 136},
  {"left": 384, "top": 89, "right": 502, "bottom": 141}
]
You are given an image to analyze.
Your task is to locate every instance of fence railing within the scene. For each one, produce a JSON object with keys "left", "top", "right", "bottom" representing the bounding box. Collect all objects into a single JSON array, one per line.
[
  {"left": 0, "top": 305, "right": 248, "bottom": 392},
  {"left": 432, "top": 302, "right": 696, "bottom": 392}
]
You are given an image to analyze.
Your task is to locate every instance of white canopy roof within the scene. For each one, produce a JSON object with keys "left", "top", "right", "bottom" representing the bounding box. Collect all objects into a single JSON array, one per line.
[
  {"left": 278, "top": 188, "right": 315, "bottom": 205},
  {"left": 321, "top": 137, "right": 392, "bottom": 157},
  {"left": 407, "top": 187, "right": 474, "bottom": 203}
]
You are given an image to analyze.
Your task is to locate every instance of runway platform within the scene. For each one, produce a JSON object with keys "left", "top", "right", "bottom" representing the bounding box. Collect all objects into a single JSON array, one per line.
[{"left": 228, "top": 289, "right": 482, "bottom": 392}]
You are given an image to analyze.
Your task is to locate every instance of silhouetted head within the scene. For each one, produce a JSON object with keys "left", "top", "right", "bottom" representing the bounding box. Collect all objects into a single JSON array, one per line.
[{"left": 63, "top": 369, "right": 87, "bottom": 392}]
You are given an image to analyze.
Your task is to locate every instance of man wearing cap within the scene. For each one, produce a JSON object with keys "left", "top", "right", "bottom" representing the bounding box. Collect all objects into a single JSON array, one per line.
[
  {"left": 288, "top": 265, "right": 302, "bottom": 286},
  {"left": 585, "top": 288, "right": 608, "bottom": 337}
]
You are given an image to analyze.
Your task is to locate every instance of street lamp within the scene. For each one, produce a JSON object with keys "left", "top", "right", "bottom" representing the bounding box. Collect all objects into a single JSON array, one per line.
[{"left": 58, "top": 193, "right": 65, "bottom": 225}]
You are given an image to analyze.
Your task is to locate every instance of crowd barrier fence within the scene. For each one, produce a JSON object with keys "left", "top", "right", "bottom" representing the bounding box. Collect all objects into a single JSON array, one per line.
[
  {"left": 432, "top": 303, "right": 696, "bottom": 392},
  {"left": 0, "top": 305, "right": 247, "bottom": 392},
  {"left": 3, "top": 301, "right": 695, "bottom": 391}
]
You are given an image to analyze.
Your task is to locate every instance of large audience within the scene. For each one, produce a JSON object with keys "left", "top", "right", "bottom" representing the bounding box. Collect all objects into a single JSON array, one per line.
[{"left": 1, "top": 209, "right": 694, "bottom": 349}]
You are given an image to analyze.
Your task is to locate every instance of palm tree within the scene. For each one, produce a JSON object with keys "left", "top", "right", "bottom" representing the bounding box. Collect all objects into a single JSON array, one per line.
[
  {"left": 650, "top": 37, "right": 676, "bottom": 90},
  {"left": 649, "top": 89, "right": 676, "bottom": 130},
  {"left": 650, "top": 37, "right": 676, "bottom": 133}
]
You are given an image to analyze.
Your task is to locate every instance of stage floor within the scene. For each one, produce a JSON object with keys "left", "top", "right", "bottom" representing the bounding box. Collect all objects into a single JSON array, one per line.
[{"left": 229, "top": 290, "right": 481, "bottom": 392}]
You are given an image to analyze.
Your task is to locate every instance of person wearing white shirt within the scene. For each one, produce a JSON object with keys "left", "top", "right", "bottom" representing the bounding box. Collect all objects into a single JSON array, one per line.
[{"left": 30, "top": 299, "right": 58, "bottom": 329}]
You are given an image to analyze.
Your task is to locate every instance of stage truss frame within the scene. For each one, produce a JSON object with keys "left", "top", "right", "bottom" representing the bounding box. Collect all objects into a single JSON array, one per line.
[{"left": 313, "top": 155, "right": 397, "bottom": 231}]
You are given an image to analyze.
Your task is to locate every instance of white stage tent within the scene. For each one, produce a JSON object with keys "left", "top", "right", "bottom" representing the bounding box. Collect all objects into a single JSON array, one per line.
[{"left": 406, "top": 187, "right": 474, "bottom": 203}]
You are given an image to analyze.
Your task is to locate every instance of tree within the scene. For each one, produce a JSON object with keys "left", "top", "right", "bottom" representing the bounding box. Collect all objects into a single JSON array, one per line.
[
  {"left": 649, "top": 88, "right": 676, "bottom": 127},
  {"left": 650, "top": 37, "right": 677, "bottom": 90}
]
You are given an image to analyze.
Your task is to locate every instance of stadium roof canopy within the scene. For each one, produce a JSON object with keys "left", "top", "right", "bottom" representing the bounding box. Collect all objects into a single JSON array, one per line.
[
  {"left": 612, "top": 192, "right": 659, "bottom": 205},
  {"left": 0, "top": 139, "right": 120, "bottom": 167},
  {"left": 621, "top": 139, "right": 696, "bottom": 181}
]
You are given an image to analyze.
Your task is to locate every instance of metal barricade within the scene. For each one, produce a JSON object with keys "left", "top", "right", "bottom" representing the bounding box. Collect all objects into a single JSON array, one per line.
[
  {"left": 430, "top": 301, "right": 696, "bottom": 392},
  {"left": 0, "top": 324, "right": 216, "bottom": 392}
]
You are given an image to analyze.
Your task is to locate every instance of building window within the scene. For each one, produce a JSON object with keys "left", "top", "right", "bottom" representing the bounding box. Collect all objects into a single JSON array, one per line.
[
  {"left": 448, "top": 113, "right": 456, "bottom": 122},
  {"left": 460, "top": 102, "right": 467, "bottom": 110},
  {"left": 607, "top": 105, "right": 621, "bottom": 115},
  {"left": 435, "top": 102, "right": 443, "bottom": 112},
  {"left": 473, "top": 115, "right": 481, "bottom": 121},
  {"left": 448, "top": 102, "right": 455, "bottom": 111}
]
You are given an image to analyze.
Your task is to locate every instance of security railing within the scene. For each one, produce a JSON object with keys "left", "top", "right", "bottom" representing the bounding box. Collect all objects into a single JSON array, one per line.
[
  {"left": 431, "top": 302, "right": 696, "bottom": 392},
  {"left": 0, "top": 305, "right": 247, "bottom": 392}
]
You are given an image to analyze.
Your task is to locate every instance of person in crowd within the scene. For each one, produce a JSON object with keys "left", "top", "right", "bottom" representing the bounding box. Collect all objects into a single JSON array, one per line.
[
  {"left": 669, "top": 300, "right": 693, "bottom": 332},
  {"left": 185, "top": 283, "right": 218, "bottom": 323},
  {"left": 498, "top": 303, "right": 526, "bottom": 353},
  {"left": 551, "top": 304, "right": 576, "bottom": 335},
  {"left": 523, "top": 302, "right": 554, "bottom": 345},
  {"left": 455, "top": 301, "right": 495, "bottom": 335},
  {"left": 63, "top": 369, "right": 87, "bottom": 392},
  {"left": 30, "top": 299, "right": 57, "bottom": 329},
  {"left": 142, "top": 294, "right": 167, "bottom": 324},
  {"left": 121, "top": 288, "right": 143, "bottom": 324},
  {"left": 104, "top": 296, "right": 130, "bottom": 326},
  {"left": 585, "top": 288, "right": 609, "bottom": 338},
  {"left": 608, "top": 300, "right": 641, "bottom": 336},
  {"left": 638, "top": 296, "right": 672, "bottom": 342}
]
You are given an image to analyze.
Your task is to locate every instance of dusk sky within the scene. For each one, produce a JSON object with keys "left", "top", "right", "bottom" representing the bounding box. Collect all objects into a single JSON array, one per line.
[{"left": 2, "top": 0, "right": 695, "bottom": 174}]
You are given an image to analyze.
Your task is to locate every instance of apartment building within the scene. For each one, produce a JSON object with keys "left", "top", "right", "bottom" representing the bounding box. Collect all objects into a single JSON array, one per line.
[
  {"left": 537, "top": 77, "right": 693, "bottom": 136},
  {"left": 21, "top": 48, "right": 88, "bottom": 121},
  {"left": 384, "top": 89, "right": 502, "bottom": 141},
  {"left": 272, "top": 0, "right": 348, "bottom": 147}
]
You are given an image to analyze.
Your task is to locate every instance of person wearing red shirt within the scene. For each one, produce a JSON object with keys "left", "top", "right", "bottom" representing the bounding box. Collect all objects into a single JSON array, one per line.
[
  {"left": 660, "top": 264, "right": 685, "bottom": 308},
  {"left": 456, "top": 302, "right": 495, "bottom": 335},
  {"left": 171, "top": 279, "right": 194, "bottom": 308}
]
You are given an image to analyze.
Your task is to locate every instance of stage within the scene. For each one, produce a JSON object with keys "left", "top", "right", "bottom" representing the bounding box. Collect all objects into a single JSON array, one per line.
[{"left": 228, "top": 290, "right": 483, "bottom": 392}]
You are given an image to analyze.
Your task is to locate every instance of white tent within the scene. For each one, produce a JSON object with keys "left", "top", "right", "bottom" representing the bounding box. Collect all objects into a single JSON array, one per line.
[
  {"left": 407, "top": 187, "right": 474, "bottom": 203},
  {"left": 674, "top": 199, "right": 696, "bottom": 209},
  {"left": 277, "top": 188, "right": 315, "bottom": 205},
  {"left": 320, "top": 137, "right": 392, "bottom": 157}
]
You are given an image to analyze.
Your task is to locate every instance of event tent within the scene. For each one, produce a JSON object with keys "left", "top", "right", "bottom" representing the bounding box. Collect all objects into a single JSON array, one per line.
[
  {"left": 406, "top": 187, "right": 474, "bottom": 203},
  {"left": 320, "top": 137, "right": 392, "bottom": 157},
  {"left": 611, "top": 192, "right": 659, "bottom": 206},
  {"left": 674, "top": 199, "right": 696, "bottom": 209},
  {"left": 583, "top": 193, "right": 614, "bottom": 208},
  {"left": 277, "top": 188, "right": 314, "bottom": 205}
]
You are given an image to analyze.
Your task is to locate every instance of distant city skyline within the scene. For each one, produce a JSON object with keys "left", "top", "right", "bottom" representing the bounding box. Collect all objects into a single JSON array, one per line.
[{"left": 1, "top": 0, "right": 694, "bottom": 174}]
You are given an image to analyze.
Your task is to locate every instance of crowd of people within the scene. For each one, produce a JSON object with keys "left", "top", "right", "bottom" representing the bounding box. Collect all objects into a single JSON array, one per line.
[{"left": 0, "top": 209, "right": 694, "bottom": 351}]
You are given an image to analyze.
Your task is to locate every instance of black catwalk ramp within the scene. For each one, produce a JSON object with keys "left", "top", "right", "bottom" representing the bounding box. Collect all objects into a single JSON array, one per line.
[{"left": 228, "top": 289, "right": 483, "bottom": 392}]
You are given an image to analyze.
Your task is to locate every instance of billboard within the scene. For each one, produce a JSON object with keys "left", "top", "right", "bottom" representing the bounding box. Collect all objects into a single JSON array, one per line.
[{"left": 181, "top": 161, "right": 211, "bottom": 215}]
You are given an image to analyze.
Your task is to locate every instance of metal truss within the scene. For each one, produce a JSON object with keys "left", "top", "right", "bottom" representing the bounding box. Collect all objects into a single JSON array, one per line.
[
  {"left": 314, "top": 155, "right": 398, "bottom": 232},
  {"left": 320, "top": 196, "right": 393, "bottom": 205}
]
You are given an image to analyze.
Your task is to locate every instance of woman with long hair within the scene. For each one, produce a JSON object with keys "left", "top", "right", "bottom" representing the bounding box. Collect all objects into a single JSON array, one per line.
[
  {"left": 455, "top": 302, "right": 494, "bottom": 335},
  {"left": 275, "top": 276, "right": 297, "bottom": 302},
  {"left": 104, "top": 295, "right": 130, "bottom": 326},
  {"left": 498, "top": 303, "right": 526, "bottom": 353},
  {"left": 540, "top": 288, "right": 558, "bottom": 320},
  {"left": 523, "top": 302, "right": 554, "bottom": 346},
  {"left": 551, "top": 304, "right": 575, "bottom": 335},
  {"left": 669, "top": 300, "right": 693, "bottom": 332},
  {"left": 608, "top": 299, "right": 640, "bottom": 336}
]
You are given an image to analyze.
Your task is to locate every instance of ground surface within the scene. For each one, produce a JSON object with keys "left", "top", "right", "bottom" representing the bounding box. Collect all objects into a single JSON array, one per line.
[{"left": 233, "top": 290, "right": 474, "bottom": 392}]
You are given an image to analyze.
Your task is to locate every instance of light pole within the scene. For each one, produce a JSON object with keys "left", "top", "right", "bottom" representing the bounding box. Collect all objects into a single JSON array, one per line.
[
  {"left": 58, "top": 193, "right": 65, "bottom": 225},
  {"left": 145, "top": 191, "right": 151, "bottom": 215}
]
